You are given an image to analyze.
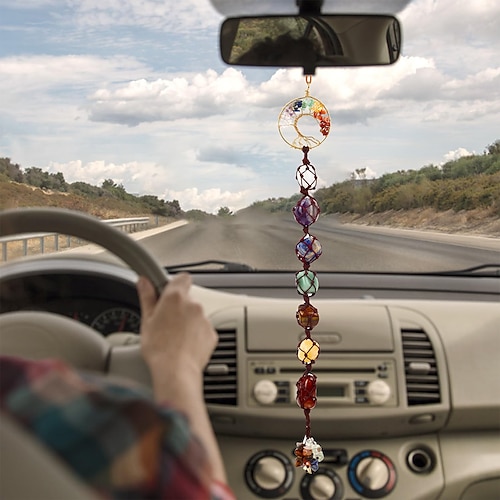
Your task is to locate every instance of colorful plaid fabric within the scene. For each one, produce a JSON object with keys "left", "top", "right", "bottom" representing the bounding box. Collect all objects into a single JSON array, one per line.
[{"left": 0, "top": 356, "right": 235, "bottom": 500}]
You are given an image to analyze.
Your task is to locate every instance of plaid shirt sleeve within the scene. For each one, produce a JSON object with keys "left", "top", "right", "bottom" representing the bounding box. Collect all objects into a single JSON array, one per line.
[{"left": 0, "top": 356, "right": 235, "bottom": 500}]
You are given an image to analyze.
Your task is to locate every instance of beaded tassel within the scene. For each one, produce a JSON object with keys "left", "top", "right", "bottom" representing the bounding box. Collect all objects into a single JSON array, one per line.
[
  {"left": 293, "top": 146, "right": 324, "bottom": 474},
  {"left": 278, "top": 76, "right": 330, "bottom": 474}
]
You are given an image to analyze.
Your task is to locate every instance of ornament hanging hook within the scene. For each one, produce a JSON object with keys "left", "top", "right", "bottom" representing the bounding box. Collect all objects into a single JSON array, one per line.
[{"left": 305, "top": 75, "right": 312, "bottom": 96}]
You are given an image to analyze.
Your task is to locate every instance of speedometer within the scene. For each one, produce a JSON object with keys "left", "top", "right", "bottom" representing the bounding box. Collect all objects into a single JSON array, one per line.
[{"left": 90, "top": 307, "right": 141, "bottom": 336}]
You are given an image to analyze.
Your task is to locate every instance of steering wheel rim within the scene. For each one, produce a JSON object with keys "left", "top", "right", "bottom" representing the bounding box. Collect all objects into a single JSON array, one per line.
[
  {"left": 0, "top": 207, "right": 168, "bottom": 374},
  {"left": 0, "top": 207, "right": 168, "bottom": 294}
]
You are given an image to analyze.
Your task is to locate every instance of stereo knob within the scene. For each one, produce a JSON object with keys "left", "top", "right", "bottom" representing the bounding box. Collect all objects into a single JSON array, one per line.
[
  {"left": 253, "top": 379, "right": 278, "bottom": 405},
  {"left": 245, "top": 450, "right": 294, "bottom": 498},
  {"left": 348, "top": 450, "right": 397, "bottom": 498},
  {"left": 367, "top": 379, "right": 391, "bottom": 405},
  {"left": 300, "top": 468, "right": 343, "bottom": 500}
]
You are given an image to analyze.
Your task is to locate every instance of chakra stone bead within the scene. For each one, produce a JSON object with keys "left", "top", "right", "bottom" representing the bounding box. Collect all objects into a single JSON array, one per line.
[
  {"left": 296, "top": 163, "right": 317, "bottom": 191},
  {"left": 294, "top": 437, "right": 324, "bottom": 473},
  {"left": 296, "top": 303, "right": 319, "bottom": 329},
  {"left": 295, "top": 270, "right": 319, "bottom": 297},
  {"left": 296, "top": 234, "right": 322, "bottom": 264},
  {"left": 294, "top": 442, "right": 313, "bottom": 469},
  {"left": 293, "top": 196, "right": 320, "bottom": 227},
  {"left": 296, "top": 372, "right": 317, "bottom": 409},
  {"left": 297, "top": 337, "right": 320, "bottom": 364}
]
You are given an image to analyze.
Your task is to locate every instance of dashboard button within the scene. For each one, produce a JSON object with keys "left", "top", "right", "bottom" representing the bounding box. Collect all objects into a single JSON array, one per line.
[
  {"left": 356, "top": 396, "right": 369, "bottom": 404},
  {"left": 355, "top": 380, "right": 369, "bottom": 387}
]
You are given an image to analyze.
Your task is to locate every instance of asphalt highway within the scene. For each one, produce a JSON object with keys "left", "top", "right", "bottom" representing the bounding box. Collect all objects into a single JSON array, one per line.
[{"left": 138, "top": 211, "right": 500, "bottom": 273}]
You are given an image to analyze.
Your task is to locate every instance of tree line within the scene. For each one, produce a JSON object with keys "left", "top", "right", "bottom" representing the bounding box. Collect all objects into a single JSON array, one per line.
[{"left": 252, "top": 140, "right": 500, "bottom": 216}]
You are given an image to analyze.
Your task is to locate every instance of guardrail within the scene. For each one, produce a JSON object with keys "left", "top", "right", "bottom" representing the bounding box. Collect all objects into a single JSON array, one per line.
[{"left": 0, "top": 217, "right": 150, "bottom": 262}]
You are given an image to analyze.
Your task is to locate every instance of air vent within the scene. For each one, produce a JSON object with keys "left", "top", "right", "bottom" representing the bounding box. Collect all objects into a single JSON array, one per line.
[
  {"left": 401, "top": 327, "right": 441, "bottom": 406},
  {"left": 203, "top": 328, "right": 237, "bottom": 405}
]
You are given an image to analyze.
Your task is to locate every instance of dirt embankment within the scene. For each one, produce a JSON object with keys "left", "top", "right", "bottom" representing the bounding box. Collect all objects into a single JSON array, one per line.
[{"left": 338, "top": 208, "right": 500, "bottom": 238}]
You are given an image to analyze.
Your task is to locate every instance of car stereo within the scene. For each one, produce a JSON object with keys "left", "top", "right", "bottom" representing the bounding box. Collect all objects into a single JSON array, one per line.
[{"left": 248, "top": 358, "right": 397, "bottom": 408}]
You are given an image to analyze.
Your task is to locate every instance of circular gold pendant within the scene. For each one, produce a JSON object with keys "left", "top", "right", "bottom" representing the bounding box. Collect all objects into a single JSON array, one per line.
[{"left": 278, "top": 96, "right": 330, "bottom": 149}]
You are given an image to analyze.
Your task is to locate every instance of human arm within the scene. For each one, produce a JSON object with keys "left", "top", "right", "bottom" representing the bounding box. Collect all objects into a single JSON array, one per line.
[{"left": 136, "top": 273, "right": 228, "bottom": 486}]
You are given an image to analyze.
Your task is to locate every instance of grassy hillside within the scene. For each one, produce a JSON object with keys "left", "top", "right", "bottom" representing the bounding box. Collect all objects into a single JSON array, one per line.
[
  {"left": 0, "top": 158, "right": 194, "bottom": 220},
  {"left": 252, "top": 141, "right": 500, "bottom": 235},
  {"left": 0, "top": 181, "right": 151, "bottom": 219}
]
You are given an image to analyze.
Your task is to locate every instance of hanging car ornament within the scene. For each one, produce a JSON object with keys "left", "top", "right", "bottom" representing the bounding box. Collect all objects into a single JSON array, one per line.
[{"left": 278, "top": 75, "right": 331, "bottom": 474}]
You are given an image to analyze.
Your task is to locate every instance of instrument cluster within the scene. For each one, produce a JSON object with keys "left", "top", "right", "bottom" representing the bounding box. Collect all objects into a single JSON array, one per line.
[{"left": 0, "top": 270, "right": 142, "bottom": 336}]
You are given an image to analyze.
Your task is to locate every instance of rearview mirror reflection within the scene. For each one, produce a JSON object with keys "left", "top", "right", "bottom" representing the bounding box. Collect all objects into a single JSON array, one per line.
[{"left": 220, "top": 14, "right": 401, "bottom": 74}]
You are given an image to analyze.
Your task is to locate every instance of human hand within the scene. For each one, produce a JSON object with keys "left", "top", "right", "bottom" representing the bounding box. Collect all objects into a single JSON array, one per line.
[{"left": 136, "top": 273, "right": 217, "bottom": 379}]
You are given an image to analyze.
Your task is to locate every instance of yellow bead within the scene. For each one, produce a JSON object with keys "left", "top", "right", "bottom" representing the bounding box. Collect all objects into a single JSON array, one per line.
[{"left": 297, "top": 338, "right": 320, "bottom": 364}]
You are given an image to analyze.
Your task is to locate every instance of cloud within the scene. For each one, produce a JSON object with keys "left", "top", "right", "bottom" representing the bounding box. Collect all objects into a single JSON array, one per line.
[
  {"left": 0, "top": 54, "right": 145, "bottom": 91},
  {"left": 400, "top": 0, "right": 500, "bottom": 75},
  {"left": 162, "top": 187, "right": 249, "bottom": 213},
  {"left": 0, "top": 54, "right": 150, "bottom": 123},
  {"left": 402, "top": 0, "right": 500, "bottom": 43},
  {"left": 442, "top": 148, "right": 474, "bottom": 163},
  {"left": 0, "top": 0, "right": 58, "bottom": 7},
  {"left": 87, "top": 56, "right": 441, "bottom": 127},
  {"left": 4, "top": 45, "right": 497, "bottom": 137},
  {"left": 47, "top": 159, "right": 171, "bottom": 196},
  {"left": 88, "top": 68, "right": 254, "bottom": 125},
  {"left": 443, "top": 68, "right": 500, "bottom": 100},
  {"left": 66, "top": 0, "right": 221, "bottom": 32}
]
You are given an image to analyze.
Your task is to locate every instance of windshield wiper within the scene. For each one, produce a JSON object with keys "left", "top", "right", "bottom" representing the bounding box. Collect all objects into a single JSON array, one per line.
[
  {"left": 437, "top": 264, "right": 500, "bottom": 276},
  {"left": 166, "top": 260, "right": 255, "bottom": 273}
]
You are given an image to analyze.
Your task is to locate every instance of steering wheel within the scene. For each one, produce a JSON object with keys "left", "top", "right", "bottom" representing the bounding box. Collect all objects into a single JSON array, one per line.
[{"left": 0, "top": 207, "right": 168, "bottom": 377}]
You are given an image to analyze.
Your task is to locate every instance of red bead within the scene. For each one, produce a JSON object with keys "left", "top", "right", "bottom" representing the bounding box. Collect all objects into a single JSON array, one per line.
[{"left": 296, "top": 372, "right": 317, "bottom": 409}]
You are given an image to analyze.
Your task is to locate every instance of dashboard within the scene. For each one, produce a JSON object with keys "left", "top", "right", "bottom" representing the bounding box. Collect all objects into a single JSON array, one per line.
[{"left": 1, "top": 256, "right": 499, "bottom": 500}]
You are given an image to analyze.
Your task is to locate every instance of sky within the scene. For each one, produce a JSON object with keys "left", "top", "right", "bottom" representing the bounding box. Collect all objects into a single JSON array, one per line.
[{"left": 1, "top": 0, "right": 499, "bottom": 214}]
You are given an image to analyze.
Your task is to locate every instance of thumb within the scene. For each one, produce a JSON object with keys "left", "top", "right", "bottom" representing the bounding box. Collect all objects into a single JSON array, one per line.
[{"left": 136, "top": 276, "right": 157, "bottom": 318}]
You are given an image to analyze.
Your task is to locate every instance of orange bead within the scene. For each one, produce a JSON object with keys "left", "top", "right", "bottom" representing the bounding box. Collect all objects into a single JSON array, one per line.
[{"left": 296, "top": 303, "right": 319, "bottom": 329}]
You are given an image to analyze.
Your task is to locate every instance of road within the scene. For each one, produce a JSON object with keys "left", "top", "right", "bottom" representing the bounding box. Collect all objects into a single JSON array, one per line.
[{"left": 137, "top": 211, "right": 500, "bottom": 273}]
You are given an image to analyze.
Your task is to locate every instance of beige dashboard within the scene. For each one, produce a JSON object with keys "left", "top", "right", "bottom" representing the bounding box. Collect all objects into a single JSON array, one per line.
[
  {"left": 1, "top": 258, "right": 499, "bottom": 499},
  {"left": 196, "top": 287, "right": 500, "bottom": 499}
]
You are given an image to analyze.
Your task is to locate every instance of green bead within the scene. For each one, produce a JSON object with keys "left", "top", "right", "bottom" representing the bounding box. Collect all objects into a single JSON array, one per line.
[{"left": 296, "top": 270, "right": 319, "bottom": 296}]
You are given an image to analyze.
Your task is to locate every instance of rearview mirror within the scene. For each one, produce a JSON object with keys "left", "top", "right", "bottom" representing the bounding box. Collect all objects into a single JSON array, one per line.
[{"left": 220, "top": 14, "right": 401, "bottom": 74}]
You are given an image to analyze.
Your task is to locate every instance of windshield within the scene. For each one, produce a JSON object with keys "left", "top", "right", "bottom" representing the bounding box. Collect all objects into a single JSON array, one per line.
[{"left": 1, "top": 1, "right": 499, "bottom": 273}]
